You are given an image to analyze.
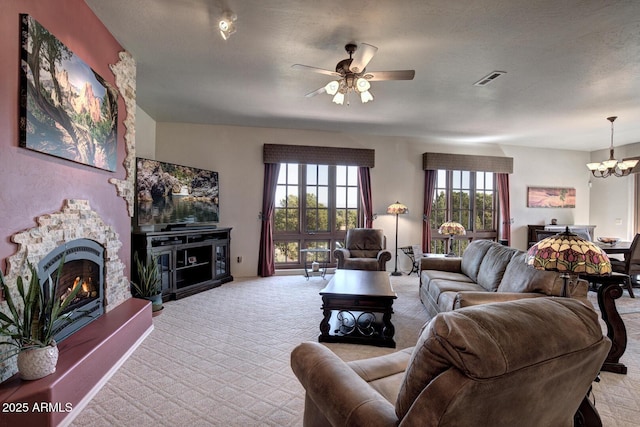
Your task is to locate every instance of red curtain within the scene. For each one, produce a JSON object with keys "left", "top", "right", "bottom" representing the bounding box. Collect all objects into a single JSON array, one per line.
[
  {"left": 358, "top": 167, "right": 373, "bottom": 228},
  {"left": 497, "top": 173, "right": 511, "bottom": 245},
  {"left": 258, "top": 163, "right": 280, "bottom": 277},
  {"left": 422, "top": 170, "right": 437, "bottom": 253}
]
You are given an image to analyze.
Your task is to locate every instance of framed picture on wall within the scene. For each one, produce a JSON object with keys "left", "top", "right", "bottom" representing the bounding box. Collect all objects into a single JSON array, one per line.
[
  {"left": 18, "top": 14, "right": 118, "bottom": 172},
  {"left": 527, "top": 186, "right": 576, "bottom": 208}
]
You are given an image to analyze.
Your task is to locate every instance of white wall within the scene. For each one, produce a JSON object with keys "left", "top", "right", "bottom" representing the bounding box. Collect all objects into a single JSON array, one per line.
[
  {"left": 150, "top": 122, "right": 600, "bottom": 277},
  {"left": 135, "top": 106, "right": 156, "bottom": 159},
  {"left": 501, "top": 146, "right": 592, "bottom": 248}
]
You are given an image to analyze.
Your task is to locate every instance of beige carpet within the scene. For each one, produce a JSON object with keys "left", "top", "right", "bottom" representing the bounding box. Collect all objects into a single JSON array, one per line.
[{"left": 69, "top": 274, "right": 640, "bottom": 427}]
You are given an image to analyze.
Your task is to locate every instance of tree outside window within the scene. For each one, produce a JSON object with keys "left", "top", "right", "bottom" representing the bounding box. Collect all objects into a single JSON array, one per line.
[
  {"left": 429, "top": 170, "right": 497, "bottom": 255},
  {"left": 274, "top": 163, "right": 360, "bottom": 268}
]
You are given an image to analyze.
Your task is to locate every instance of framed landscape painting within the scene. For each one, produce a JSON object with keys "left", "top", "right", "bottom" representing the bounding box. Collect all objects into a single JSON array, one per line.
[
  {"left": 527, "top": 187, "right": 576, "bottom": 208},
  {"left": 18, "top": 14, "right": 118, "bottom": 172}
]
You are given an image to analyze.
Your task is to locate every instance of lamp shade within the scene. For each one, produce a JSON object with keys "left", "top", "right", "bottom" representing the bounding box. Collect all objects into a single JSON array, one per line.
[
  {"left": 387, "top": 202, "right": 408, "bottom": 215},
  {"left": 526, "top": 229, "right": 611, "bottom": 275},
  {"left": 438, "top": 221, "right": 466, "bottom": 236}
]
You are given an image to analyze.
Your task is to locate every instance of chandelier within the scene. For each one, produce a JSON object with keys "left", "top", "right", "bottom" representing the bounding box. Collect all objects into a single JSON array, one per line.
[
  {"left": 586, "top": 116, "right": 638, "bottom": 178},
  {"left": 323, "top": 75, "right": 373, "bottom": 106}
]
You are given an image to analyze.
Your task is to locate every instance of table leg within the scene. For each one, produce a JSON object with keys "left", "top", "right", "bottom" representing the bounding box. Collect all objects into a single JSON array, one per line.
[
  {"left": 319, "top": 296, "right": 331, "bottom": 340},
  {"left": 574, "top": 392, "right": 602, "bottom": 427},
  {"left": 597, "top": 282, "right": 627, "bottom": 374}
]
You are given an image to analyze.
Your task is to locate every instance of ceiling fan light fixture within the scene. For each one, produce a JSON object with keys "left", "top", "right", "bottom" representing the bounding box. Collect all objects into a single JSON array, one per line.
[
  {"left": 356, "top": 77, "right": 371, "bottom": 92},
  {"left": 325, "top": 80, "right": 340, "bottom": 96},
  {"left": 360, "top": 90, "right": 374, "bottom": 103},
  {"left": 332, "top": 92, "right": 345, "bottom": 105},
  {"left": 219, "top": 12, "right": 237, "bottom": 40}
]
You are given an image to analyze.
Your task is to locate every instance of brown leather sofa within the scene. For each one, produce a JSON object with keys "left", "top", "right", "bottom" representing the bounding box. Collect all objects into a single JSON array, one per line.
[
  {"left": 291, "top": 298, "right": 610, "bottom": 427},
  {"left": 419, "top": 239, "right": 590, "bottom": 317},
  {"left": 334, "top": 228, "right": 391, "bottom": 271}
]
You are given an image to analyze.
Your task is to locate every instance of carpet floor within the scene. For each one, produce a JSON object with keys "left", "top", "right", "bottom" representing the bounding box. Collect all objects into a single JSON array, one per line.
[{"left": 69, "top": 274, "right": 640, "bottom": 427}]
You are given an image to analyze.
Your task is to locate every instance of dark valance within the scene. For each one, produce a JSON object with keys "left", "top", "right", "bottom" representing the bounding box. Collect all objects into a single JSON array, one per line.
[
  {"left": 422, "top": 152, "right": 513, "bottom": 173},
  {"left": 263, "top": 144, "right": 375, "bottom": 167}
]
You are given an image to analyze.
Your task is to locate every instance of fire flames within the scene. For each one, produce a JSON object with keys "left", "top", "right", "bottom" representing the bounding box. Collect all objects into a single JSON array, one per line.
[{"left": 60, "top": 276, "right": 97, "bottom": 303}]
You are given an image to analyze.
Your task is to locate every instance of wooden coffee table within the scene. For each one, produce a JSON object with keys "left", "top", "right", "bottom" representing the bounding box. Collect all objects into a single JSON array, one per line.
[{"left": 319, "top": 270, "right": 397, "bottom": 348}]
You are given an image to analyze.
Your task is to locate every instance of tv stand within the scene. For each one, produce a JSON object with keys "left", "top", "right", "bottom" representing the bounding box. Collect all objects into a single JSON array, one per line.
[
  {"left": 132, "top": 227, "right": 233, "bottom": 300},
  {"left": 162, "top": 223, "right": 218, "bottom": 231}
]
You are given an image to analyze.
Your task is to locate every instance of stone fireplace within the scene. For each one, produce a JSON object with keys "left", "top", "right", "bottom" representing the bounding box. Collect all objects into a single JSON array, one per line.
[
  {"left": 0, "top": 199, "right": 152, "bottom": 426},
  {"left": 1, "top": 199, "right": 131, "bottom": 382}
]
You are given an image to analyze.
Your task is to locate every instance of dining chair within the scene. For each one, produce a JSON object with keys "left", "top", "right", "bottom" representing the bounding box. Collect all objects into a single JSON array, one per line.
[{"left": 609, "top": 233, "right": 639, "bottom": 298}]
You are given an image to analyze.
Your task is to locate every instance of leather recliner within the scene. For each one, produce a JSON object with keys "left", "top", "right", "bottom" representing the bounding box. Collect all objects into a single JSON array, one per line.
[
  {"left": 333, "top": 228, "right": 391, "bottom": 271},
  {"left": 291, "top": 297, "right": 610, "bottom": 427}
]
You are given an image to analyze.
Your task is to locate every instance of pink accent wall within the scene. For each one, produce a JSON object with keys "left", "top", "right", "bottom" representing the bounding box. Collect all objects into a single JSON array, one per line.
[{"left": 0, "top": 0, "right": 130, "bottom": 275}]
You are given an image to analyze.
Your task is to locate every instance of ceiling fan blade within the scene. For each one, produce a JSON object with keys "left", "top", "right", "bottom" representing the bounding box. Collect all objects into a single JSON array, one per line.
[
  {"left": 292, "top": 64, "right": 341, "bottom": 77},
  {"left": 304, "top": 87, "right": 327, "bottom": 98},
  {"left": 349, "top": 43, "right": 378, "bottom": 73},
  {"left": 364, "top": 70, "right": 416, "bottom": 81}
]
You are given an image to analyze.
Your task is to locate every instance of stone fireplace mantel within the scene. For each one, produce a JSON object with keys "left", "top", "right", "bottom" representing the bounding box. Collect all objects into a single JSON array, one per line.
[
  {"left": 1, "top": 199, "right": 152, "bottom": 425},
  {"left": 1, "top": 199, "right": 131, "bottom": 382}
]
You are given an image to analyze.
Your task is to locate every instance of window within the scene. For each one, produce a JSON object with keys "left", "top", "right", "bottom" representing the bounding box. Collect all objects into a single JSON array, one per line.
[
  {"left": 274, "top": 163, "right": 360, "bottom": 268},
  {"left": 429, "top": 170, "right": 498, "bottom": 254}
]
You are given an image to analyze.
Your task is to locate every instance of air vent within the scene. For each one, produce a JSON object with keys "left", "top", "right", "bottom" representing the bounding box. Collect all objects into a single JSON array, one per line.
[{"left": 473, "top": 71, "right": 506, "bottom": 86}]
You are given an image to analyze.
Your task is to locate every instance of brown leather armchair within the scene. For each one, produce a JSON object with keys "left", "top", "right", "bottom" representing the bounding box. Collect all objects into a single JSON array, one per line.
[
  {"left": 291, "top": 298, "right": 610, "bottom": 427},
  {"left": 333, "top": 228, "right": 391, "bottom": 271}
]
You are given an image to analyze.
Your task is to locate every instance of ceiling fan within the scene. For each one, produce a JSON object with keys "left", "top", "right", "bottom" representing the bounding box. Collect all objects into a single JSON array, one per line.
[{"left": 292, "top": 42, "right": 415, "bottom": 105}]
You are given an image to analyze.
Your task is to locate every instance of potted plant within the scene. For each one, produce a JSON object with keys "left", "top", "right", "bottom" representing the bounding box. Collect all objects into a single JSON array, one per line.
[
  {"left": 130, "top": 252, "right": 163, "bottom": 315},
  {"left": 0, "top": 259, "right": 83, "bottom": 380}
]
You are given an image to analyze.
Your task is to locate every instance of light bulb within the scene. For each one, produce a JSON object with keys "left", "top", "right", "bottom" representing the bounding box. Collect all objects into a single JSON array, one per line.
[
  {"left": 356, "top": 78, "right": 371, "bottom": 92},
  {"left": 332, "top": 92, "right": 345, "bottom": 105},
  {"left": 360, "top": 90, "right": 374, "bottom": 103},
  {"left": 325, "top": 81, "right": 340, "bottom": 96}
]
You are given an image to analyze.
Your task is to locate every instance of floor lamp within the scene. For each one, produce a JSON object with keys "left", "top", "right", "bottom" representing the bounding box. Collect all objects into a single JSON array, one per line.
[{"left": 387, "top": 201, "right": 408, "bottom": 276}]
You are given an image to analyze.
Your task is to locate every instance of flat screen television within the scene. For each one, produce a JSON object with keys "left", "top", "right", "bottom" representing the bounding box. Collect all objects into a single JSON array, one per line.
[{"left": 135, "top": 157, "right": 219, "bottom": 228}]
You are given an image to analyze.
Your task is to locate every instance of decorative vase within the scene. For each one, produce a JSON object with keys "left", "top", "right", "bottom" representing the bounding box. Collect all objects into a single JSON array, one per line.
[
  {"left": 145, "top": 294, "right": 164, "bottom": 314},
  {"left": 17, "top": 344, "right": 59, "bottom": 380}
]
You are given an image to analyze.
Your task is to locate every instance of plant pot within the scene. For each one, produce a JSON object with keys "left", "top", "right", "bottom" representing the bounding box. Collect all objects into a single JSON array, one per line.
[
  {"left": 143, "top": 294, "right": 164, "bottom": 313},
  {"left": 17, "top": 344, "right": 59, "bottom": 380}
]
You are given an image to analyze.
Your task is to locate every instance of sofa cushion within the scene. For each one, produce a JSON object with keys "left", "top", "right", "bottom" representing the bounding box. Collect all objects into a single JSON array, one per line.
[
  {"left": 498, "top": 252, "right": 569, "bottom": 295},
  {"left": 476, "top": 244, "right": 518, "bottom": 291},
  {"left": 436, "top": 291, "right": 460, "bottom": 312},
  {"left": 348, "top": 347, "right": 413, "bottom": 405},
  {"left": 427, "top": 279, "right": 485, "bottom": 304},
  {"left": 420, "top": 270, "right": 473, "bottom": 293},
  {"left": 460, "top": 240, "right": 494, "bottom": 282}
]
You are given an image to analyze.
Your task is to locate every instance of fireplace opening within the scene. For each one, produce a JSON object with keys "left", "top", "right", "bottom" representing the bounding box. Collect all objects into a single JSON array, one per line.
[{"left": 38, "top": 239, "right": 105, "bottom": 343}]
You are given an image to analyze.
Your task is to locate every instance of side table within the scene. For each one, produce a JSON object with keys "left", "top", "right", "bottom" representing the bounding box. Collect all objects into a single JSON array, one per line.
[
  {"left": 580, "top": 272, "right": 628, "bottom": 374},
  {"left": 301, "top": 248, "right": 331, "bottom": 280}
]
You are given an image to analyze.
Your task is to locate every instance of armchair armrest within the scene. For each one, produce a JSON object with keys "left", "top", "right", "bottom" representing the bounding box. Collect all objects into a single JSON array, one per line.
[
  {"left": 419, "top": 256, "right": 462, "bottom": 273},
  {"left": 377, "top": 249, "right": 392, "bottom": 264},
  {"left": 454, "top": 291, "right": 544, "bottom": 309},
  {"left": 291, "top": 342, "right": 398, "bottom": 427},
  {"left": 333, "top": 248, "right": 351, "bottom": 269}
]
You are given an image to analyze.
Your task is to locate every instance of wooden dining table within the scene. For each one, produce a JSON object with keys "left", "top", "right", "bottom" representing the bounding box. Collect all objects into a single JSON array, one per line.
[{"left": 595, "top": 240, "right": 631, "bottom": 255}]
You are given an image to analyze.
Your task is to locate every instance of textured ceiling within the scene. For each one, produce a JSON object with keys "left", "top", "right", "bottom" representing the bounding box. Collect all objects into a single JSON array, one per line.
[{"left": 85, "top": 0, "right": 640, "bottom": 151}]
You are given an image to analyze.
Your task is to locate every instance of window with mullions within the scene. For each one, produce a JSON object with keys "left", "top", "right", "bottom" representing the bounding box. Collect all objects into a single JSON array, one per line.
[
  {"left": 274, "top": 163, "right": 360, "bottom": 268},
  {"left": 430, "top": 170, "right": 498, "bottom": 255}
]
